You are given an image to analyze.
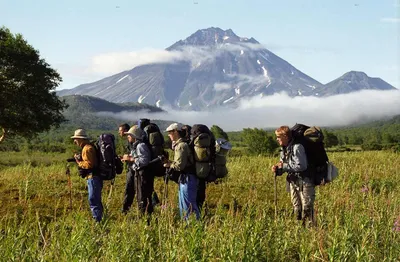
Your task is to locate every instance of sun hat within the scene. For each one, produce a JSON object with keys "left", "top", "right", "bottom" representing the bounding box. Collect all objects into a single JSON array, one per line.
[{"left": 71, "top": 129, "right": 89, "bottom": 139}]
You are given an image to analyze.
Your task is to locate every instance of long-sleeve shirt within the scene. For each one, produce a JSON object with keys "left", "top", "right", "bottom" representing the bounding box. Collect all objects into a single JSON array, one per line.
[
  {"left": 131, "top": 142, "right": 151, "bottom": 170},
  {"left": 280, "top": 141, "right": 308, "bottom": 174},
  {"left": 78, "top": 143, "right": 98, "bottom": 170},
  {"left": 170, "top": 138, "right": 194, "bottom": 172}
]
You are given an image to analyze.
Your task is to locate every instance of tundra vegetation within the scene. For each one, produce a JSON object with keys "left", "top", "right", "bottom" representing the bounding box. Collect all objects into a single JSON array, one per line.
[{"left": 0, "top": 148, "right": 399, "bottom": 261}]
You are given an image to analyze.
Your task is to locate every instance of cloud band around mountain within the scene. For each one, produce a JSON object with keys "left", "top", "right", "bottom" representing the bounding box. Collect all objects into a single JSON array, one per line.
[{"left": 98, "top": 89, "right": 400, "bottom": 131}]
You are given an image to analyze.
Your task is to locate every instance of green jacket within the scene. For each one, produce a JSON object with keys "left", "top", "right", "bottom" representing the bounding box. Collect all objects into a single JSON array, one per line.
[{"left": 170, "top": 138, "right": 195, "bottom": 173}]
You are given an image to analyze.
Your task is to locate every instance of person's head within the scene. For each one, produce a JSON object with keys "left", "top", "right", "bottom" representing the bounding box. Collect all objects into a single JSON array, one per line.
[
  {"left": 71, "top": 128, "right": 90, "bottom": 147},
  {"left": 118, "top": 123, "right": 130, "bottom": 137},
  {"left": 275, "top": 126, "right": 292, "bottom": 147},
  {"left": 124, "top": 125, "right": 145, "bottom": 143},
  {"left": 165, "top": 123, "right": 182, "bottom": 142}
]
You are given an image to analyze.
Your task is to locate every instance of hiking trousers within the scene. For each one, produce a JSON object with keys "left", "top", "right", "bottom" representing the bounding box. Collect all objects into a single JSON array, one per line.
[
  {"left": 122, "top": 168, "right": 135, "bottom": 212},
  {"left": 289, "top": 176, "right": 315, "bottom": 221},
  {"left": 134, "top": 170, "right": 154, "bottom": 215},
  {"left": 179, "top": 174, "right": 200, "bottom": 220},
  {"left": 87, "top": 176, "right": 103, "bottom": 222},
  {"left": 197, "top": 178, "right": 206, "bottom": 210}
]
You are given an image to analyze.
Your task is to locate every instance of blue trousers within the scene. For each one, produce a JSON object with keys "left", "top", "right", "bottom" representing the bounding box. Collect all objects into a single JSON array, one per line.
[
  {"left": 179, "top": 174, "right": 200, "bottom": 220},
  {"left": 87, "top": 176, "right": 103, "bottom": 222}
]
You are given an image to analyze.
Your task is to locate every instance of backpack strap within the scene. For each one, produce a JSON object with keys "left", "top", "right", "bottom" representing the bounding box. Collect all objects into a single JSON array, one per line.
[{"left": 283, "top": 141, "right": 309, "bottom": 177}]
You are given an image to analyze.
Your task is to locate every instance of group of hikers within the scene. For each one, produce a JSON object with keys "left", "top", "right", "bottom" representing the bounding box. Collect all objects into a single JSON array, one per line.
[{"left": 71, "top": 120, "right": 333, "bottom": 227}]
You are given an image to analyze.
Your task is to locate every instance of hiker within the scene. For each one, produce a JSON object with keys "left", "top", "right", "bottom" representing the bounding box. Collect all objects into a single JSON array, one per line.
[
  {"left": 71, "top": 129, "right": 102, "bottom": 222},
  {"left": 136, "top": 119, "right": 166, "bottom": 207},
  {"left": 181, "top": 124, "right": 206, "bottom": 211},
  {"left": 121, "top": 125, "right": 154, "bottom": 215},
  {"left": 271, "top": 125, "right": 316, "bottom": 225},
  {"left": 118, "top": 123, "right": 138, "bottom": 213},
  {"left": 164, "top": 123, "right": 200, "bottom": 220}
]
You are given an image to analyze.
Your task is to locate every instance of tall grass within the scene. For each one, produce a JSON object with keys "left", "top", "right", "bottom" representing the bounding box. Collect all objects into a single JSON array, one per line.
[{"left": 0, "top": 151, "right": 399, "bottom": 261}]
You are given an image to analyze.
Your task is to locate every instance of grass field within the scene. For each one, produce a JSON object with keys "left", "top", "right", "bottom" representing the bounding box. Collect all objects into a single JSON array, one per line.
[{"left": 0, "top": 150, "right": 399, "bottom": 261}]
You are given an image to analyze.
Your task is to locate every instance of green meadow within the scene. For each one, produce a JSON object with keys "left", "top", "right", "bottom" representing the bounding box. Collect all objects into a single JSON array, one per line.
[{"left": 0, "top": 150, "right": 399, "bottom": 261}]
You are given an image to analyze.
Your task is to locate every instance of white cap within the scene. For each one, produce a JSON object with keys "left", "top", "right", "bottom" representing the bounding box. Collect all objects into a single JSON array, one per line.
[{"left": 166, "top": 123, "right": 182, "bottom": 132}]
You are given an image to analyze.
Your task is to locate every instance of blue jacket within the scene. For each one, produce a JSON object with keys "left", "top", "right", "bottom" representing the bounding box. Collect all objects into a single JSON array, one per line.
[
  {"left": 279, "top": 140, "right": 308, "bottom": 175},
  {"left": 130, "top": 141, "right": 151, "bottom": 171}
]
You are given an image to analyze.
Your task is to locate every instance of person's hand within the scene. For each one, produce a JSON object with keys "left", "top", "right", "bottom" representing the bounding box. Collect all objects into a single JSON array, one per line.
[
  {"left": 163, "top": 162, "right": 171, "bottom": 168},
  {"left": 121, "top": 154, "right": 130, "bottom": 162},
  {"left": 74, "top": 153, "right": 81, "bottom": 163},
  {"left": 271, "top": 165, "right": 277, "bottom": 172}
]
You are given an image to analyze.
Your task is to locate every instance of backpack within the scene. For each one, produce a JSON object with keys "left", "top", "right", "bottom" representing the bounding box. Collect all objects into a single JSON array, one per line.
[
  {"left": 290, "top": 123, "right": 334, "bottom": 185},
  {"left": 190, "top": 124, "right": 216, "bottom": 181},
  {"left": 93, "top": 133, "right": 123, "bottom": 180},
  {"left": 215, "top": 138, "right": 232, "bottom": 179},
  {"left": 138, "top": 119, "right": 166, "bottom": 177}
]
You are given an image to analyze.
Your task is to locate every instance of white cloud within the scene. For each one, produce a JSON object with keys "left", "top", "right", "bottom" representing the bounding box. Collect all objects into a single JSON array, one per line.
[
  {"left": 220, "top": 42, "right": 265, "bottom": 53},
  {"left": 214, "top": 83, "right": 232, "bottom": 91},
  {"left": 97, "top": 90, "right": 400, "bottom": 132},
  {"left": 88, "top": 48, "right": 185, "bottom": 75},
  {"left": 380, "top": 17, "right": 400, "bottom": 23},
  {"left": 87, "top": 43, "right": 268, "bottom": 75},
  {"left": 226, "top": 73, "right": 269, "bottom": 87}
]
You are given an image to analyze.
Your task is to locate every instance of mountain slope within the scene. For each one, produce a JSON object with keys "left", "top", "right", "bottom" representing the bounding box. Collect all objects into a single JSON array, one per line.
[
  {"left": 58, "top": 27, "right": 324, "bottom": 110},
  {"left": 61, "top": 95, "right": 166, "bottom": 130},
  {"left": 62, "top": 95, "right": 164, "bottom": 114},
  {"left": 318, "top": 71, "right": 396, "bottom": 96}
]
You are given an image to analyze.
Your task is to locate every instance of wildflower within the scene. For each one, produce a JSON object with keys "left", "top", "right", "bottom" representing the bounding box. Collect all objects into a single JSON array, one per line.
[
  {"left": 393, "top": 217, "right": 400, "bottom": 232},
  {"left": 361, "top": 185, "right": 369, "bottom": 193}
]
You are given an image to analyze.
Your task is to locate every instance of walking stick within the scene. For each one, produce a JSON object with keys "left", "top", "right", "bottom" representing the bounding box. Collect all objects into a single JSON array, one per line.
[
  {"left": 106, "top": 178, "right": 115, "bottom": 208},
  {"left": 66, "top": 164, "right": 72, "bottom": 210},
  {"left": 162, "top": 171, "right": 169, "bottom": 212},
  {"left": 274, "top": 172, "right": 277, "bottom": 219}
]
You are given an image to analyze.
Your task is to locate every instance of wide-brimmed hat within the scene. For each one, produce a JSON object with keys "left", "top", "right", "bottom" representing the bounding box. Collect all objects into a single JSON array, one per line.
[
  {"left": 124, "top": 125, "right": 145, "bottom": 139},
  {"left": 166, "top": 123, "right": 182, "bottom": 132},
  {"left": 71, "top": 129, "right": 90, "bottom": 139}
]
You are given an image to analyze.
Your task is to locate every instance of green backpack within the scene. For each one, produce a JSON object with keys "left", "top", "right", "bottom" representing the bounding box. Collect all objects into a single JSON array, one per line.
[{"left": 191, "top": 124, "right": 216, "bottom": 180}]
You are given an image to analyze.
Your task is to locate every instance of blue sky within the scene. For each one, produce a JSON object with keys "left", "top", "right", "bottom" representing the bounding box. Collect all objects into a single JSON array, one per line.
[{"left": 1, "top": 0, "right": 399, "bottom": 90}]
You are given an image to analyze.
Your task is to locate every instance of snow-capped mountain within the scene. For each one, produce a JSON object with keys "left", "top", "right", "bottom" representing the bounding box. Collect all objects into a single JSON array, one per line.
[{"left": 58, "top": 27, "right": 396, "bottom": 110}]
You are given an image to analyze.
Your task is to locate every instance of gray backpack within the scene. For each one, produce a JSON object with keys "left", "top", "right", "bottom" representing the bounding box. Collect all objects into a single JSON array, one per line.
[{"left": 215, "top": 138, "right": 232, "bottom": 179}]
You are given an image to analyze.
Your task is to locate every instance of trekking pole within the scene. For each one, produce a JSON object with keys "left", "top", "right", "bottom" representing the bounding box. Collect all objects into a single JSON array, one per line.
[
  {"left": 274, "top": 172, "right": 277, "bottom": 220},
  {"left": 162, "top": 171, "right": 169, "bottom": 213},
  {"left": 106, "top": 178, "right": 115, "bottom": 209},
  {"left": 66, "top": 164, "right": 72, "bottom": 210}
]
